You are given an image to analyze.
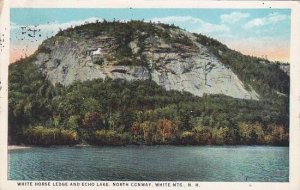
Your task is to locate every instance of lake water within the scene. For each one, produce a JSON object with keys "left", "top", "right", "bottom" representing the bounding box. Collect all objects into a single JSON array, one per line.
[{"left": 8, "top": 146, "right": 288, "bottom": 182}]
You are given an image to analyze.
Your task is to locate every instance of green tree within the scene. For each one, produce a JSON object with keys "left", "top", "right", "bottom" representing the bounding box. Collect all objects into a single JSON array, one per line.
[{"left": 83, "top": 112, "right": 105, "bottom": 129}]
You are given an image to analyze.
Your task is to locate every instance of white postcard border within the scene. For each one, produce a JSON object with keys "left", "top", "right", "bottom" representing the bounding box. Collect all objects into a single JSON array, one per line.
[{"left": 1, "top": 1, "right": 299, "bottom": 190}]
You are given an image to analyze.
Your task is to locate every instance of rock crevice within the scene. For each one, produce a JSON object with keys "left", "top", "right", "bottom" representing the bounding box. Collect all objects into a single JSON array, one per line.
[{"left": 34, "top": 24, "right": 259, "bottom": 100}]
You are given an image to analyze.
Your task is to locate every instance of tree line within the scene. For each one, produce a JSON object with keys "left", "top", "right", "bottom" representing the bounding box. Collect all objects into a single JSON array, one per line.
[
  {"left": 8, "top": 21, "right": 289, "bottom": 146},
  {"left": 9, "top": 56, "right": 289, "bottom": 146}
]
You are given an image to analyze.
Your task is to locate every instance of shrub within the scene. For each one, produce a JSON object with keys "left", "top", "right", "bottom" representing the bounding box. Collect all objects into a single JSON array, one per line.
[
  {"left": 83, "top": 112, "right": 105, "bottom": 129},
  {"left": 180, "top": 131, "right": 194, "bottom": 145},
  {"left": 24, "top": 126, "right": 78, "bottom": 145},
  {"left": 93, "top": 130, "right": 128, "bottom": 145},
  {"left": 38, "top": 46, "right": 52, "bottom": 54},
  {"left": 192, "top": 126, "right": 212, "bottom": 145}
]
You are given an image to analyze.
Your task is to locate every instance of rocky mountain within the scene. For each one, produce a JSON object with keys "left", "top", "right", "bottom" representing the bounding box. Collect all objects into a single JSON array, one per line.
[
  {"left": 9, "top": 21, "right": 290, "bottom": 146},
  {"left": 33, "top": 21, "right": 261, "bottom": 100}
]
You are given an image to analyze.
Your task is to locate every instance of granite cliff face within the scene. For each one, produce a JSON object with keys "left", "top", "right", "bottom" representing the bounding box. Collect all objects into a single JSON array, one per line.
[{"left": 33, "top": 22, "right": 259, "bottom": 100}]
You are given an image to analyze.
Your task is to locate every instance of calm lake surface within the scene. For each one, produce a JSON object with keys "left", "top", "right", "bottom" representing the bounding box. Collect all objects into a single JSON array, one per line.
[{"left": 8, "top": 146, "right": 288, "bottom": 182}]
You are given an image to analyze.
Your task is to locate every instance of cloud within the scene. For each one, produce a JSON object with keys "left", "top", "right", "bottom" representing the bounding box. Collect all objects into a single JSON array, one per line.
[
  {"left": 220, "top": 12, "right": 250, "bottom": 24},
  {"left": 10, "top": 17, "right": 103, "bottom": 62},
  {"left": 195, "top": 22, "right": 230, "bottom": 33},
  {"left": 151, "top": 16, "right": 202, "bottom": 25},
  {"left": 150, "top": 16, "right": 230, "bottom": 34},
  {"left": 11, "top": 17, "right": 102, "bottom": 34},
  {"left": 244, "top": 12, "right": 289, "bottom": 29}
]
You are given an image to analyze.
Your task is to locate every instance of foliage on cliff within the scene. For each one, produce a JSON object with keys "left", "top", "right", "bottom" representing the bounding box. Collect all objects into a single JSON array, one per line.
[
  {"left": 8, "top": 21, "right": 289, "bottom": 146},
  {"left": 9, "top": 57, "right": 288, "bottom": 146},
  {"left": 195, "top": 33, "right": 289, "bottom": 97}
]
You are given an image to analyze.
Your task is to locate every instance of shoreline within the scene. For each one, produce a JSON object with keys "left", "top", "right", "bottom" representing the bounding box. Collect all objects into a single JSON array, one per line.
[
  {"left": 7, "top": 144, "right": 289, "bottom": 150},
  {"left": 8, "top": 145, "right": 32, "bottom": 151}
]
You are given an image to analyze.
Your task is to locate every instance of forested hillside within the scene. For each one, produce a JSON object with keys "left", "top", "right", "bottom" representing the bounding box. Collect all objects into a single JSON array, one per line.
[{"left": 8, "top": 21, "right": 289, "bottom": 146}]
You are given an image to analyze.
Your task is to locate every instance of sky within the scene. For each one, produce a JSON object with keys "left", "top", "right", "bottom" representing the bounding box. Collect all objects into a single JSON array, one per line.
[{"left": 10, "top": 8, "right": 291, "bottom": 63}]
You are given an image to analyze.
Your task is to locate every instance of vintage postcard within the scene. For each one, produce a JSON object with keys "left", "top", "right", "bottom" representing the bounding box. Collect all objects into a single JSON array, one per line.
[{"left": 0, "top": 0, "right": 300, "bottom": 190}]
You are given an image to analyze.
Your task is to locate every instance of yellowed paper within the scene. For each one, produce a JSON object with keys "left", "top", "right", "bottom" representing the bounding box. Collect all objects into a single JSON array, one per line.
[{"left": 1, "top": 1, "right": 300, "bottom": 190}]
